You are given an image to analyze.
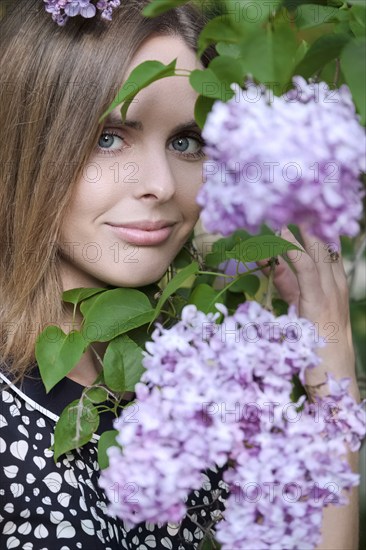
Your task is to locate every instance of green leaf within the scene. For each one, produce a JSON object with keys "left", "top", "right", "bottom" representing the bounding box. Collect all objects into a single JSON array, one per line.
[
  {"left": 225, "top": 290, "right": 247, "bottom": 313},
  {"left": 282, "top": 0, "right": 339, "bottom": 8},
  {"left": 197, "top": 15, "right": 240, "bottom": 58},
  {"left": 99, "top": 59, "right": 177, "bottom": 123},
  {"left": 135, "top": 282, "right": 161, "bottom": 308},
  {"left": 226, "top": 235, "right": 302, "bottom": 263},
  {"left": 85, "top": 387, "right": 109, "bottom": 404},
  {"left": 198, "top": 534, "right": 222, "bottom": 550},
  {"left": 189, "top": 71, "right": 215, "bottom": 99},
  {"left": 239, "top": 23, "right": 298, "bottom": 86},
  {"left": 319, "top": 58, "right": 346, "bottom": 88},
  {"left": 346, "top": 0, "right": 366, "bottom": 5},
  {"left": 142, "top": 0, "right": 189, "bottom": 17},
  {"left": 80, "top": 288, "right": 154, "bottom": 342},
  {"left": 104, "top": 334, "right": 145, "bottom": 392},
  {"left": 272, "top": 298, "right": 289, "bottom": 316},
  {"left": 350, "top": 5, "right": 366, "bottom": 29},
  {"left": 149, "top": 262, "right": 199, "bottom": 328},
  {"left": 92, "top": 369, "right": 105, "bottom": 386},
  {"left": 290, "top": 374, "right": 307, "bottom": 403},
  {"left": 215, "top": 42, "right": 242, "bottom": 58},
  {"left": 103, "top": 341, "right": 126, "bottom": 392},
  {"left": 118, "top": 336, "right": 145, "bottom": 391},
  {"left": 169, "top": 292, "right": 188, "bottom": 318},
  {"left": 234, "top": 0, "right": 282, "bottom": 24},
  {"left": 341, "top": 37, "right": 366, "bottom": 124},
  {"left": 62, "top": 287, "right": 106, "bottom": 306},
  {"left": 98, "top": 430, "right": 120, "bottom": 470},
  {"left": 188, "top": 283, "right": 225, "bottom": 315},
  {"left": 294, "top": 33, "right": 351, "bottom": 79},
  {"left": 53, "top": 399, "right": 99, "bottom": 462},
  {"left": 209, "top": 55, "right": 245, "bottom": 90},
  {"left": 194, "top": 95, "right": 216, "bottom": 129},
  {"left": 35, "top": 327, "right": 86, "bottom": 393},
  {"left": 212, "top": 230, "right": 251, "bottom": 251},
  {"left": 190, "top": 68, "right": 235, "bottom": 100},
  {"left": 349, "top": 19, "right": 366, "bottom": 38},
  {"left": 192, "top": 273, "right": 216, "bottom": 289},
  {"left": 205, "top": 230, "right": 251, "bottom": 267},
  {"left": 125, "top": 324, "right": 155, "bottom": 350},
  {"left": 294, "top": 5, "right": 342, "bottom": 29},
  {"left": 229, "top": 274, "right": 260, "bottom": 295},
  {"left": 172, "top": 246, "right": 194, "bottom": 268},
  {"left": 294, "top": 40, "right": 309, "bottom": 65}
]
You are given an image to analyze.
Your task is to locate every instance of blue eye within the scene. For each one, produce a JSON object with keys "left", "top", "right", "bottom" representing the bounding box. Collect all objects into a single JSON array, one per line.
[
  {"left": 170, "top": 135, "right": 205, "bottom": 160},
  {"left": 96, "top": 130, "right": 206, "bottom": 160},
  {"left": 172, "top": 137, "right": 190, "bottom": 152},
  {"left": 98, "top": 131, "right": 124, "bottom": 153}
]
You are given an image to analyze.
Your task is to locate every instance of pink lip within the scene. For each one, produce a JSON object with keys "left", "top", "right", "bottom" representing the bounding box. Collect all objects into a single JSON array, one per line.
[{"left": 107, "top": 220, "right": 176, "bottom": 246}]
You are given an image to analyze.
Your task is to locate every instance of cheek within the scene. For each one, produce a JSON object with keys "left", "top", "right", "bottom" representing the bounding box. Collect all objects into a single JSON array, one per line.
[
  {"left": 65, "top": 177, "right": 113, "bottom": 221},
  {"left": 176, "top": 166, "right": 204, "bottom": 217},
  {"left": 179, "top": 189, "right": 201, "bottom": 226}
]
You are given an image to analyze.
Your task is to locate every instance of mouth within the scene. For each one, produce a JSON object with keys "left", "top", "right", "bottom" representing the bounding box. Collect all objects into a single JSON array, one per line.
[{"left": 107, "top": 220, "right": 177, "bottom": 246}]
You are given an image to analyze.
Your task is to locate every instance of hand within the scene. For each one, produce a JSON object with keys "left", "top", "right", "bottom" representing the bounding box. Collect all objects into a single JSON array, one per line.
[{"left": 265, "top": 224, "right": 359, "bottom": 401}]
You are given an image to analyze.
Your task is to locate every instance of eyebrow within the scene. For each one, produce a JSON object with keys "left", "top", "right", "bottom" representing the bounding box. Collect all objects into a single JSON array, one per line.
[
  {"left": 105, "top": 113, "right": 201, "bottom": 134},
  {"left": 105, "top": 113, "right": 143, "bottom": 130}
]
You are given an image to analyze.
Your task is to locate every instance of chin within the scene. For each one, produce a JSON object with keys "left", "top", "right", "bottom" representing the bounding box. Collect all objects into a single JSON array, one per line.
[{"left": 105, "top": 265, "right": 170, "bottom": 288}]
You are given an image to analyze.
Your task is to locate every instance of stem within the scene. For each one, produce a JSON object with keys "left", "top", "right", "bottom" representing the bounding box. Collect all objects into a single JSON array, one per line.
[
  {"left": 72, "top": 302, "right": 77, "bottom": 324},
  {"left": 197, "top": 270, "right": 236, "bottom": 278},
  {"left": 186, "top": 514, "right": 218, "bottom": 549},
  {"left": 73, "top": 398, "right": 85, "bottom": 443},
  {"left": 90, "top": 344, "right": 104, "bottom": 368},
  {"left": 263, "top": 257, "right": 278, "bottom": 312},
  {"left": 95, "top": 406, "right": 114, "bottom": 414},
  {"left": 175, "top": 68, "right": 192, "bottom": 75}
]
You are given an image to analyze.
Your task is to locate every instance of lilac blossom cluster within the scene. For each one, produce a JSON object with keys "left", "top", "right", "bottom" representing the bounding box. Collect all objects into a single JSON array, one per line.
[
  {"left": 99, "top": 302, "right": 365, "bottom": 548},
  {"left": 43, "top": 0, "right": 120, "bottom": 26},
  {"left": 197, "top": 77, "right": 366, "bottom": 242}
]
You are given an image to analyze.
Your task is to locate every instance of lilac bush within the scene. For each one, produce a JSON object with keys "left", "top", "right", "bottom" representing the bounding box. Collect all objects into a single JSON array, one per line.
[
  {"left": 99, "top": 302, "right": 366, "bottom": 548},
  {"left": 197, "top": 77, "right": 366, "bottom": 242}
]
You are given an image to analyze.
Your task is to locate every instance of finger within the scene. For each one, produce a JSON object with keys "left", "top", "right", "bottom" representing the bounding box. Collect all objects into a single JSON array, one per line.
[
  {"left": 298, "top": 224, "right": 348, "bottom": 290},
  {"left": 280, "top": 226, "right": 326, "bottom": 306},
  {"left": 273, "top": 257, "right": 301, "bottom": 307},
  {"left": 297, "top": 224, "right": 337, "bottom": 290},
  {"left": 257, "top": 256, "right": 300, "bottom": 307}
]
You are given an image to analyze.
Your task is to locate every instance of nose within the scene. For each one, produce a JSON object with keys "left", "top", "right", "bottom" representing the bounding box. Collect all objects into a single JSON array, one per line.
[{"left": 132, "top": 147, "right": 176, "bottom": 203}]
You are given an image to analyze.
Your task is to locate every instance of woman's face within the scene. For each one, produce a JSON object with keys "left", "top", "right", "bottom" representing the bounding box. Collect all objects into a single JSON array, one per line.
[{"left": 59, "top": 35, "right": 205, "bottom": 290}]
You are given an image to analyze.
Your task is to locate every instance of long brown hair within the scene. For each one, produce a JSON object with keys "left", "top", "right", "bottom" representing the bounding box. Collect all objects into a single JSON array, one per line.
[{"left": 0, "top": 0, "right": 215, "bottom": 383}]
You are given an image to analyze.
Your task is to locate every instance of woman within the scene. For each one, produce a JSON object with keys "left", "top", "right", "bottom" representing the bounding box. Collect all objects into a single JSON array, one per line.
[{"left": 0, "top": 0, "right": 360, "bottom": 548}]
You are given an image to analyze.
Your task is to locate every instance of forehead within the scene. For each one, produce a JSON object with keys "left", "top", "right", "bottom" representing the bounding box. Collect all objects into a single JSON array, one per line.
[
  {"left": 127, "top": 34, "right": 202, "bottom": 73},
  {"left": 108, "top": 35, "right": 203, "bottom": 126}
]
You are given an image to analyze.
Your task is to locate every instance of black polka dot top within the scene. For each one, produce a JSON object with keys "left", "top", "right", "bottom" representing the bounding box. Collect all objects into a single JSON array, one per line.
[{"left": 0, "top": 366, "right": 228, "bottom": 549}]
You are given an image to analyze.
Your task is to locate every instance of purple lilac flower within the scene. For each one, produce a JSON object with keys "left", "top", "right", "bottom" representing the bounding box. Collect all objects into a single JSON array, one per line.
[
  {"left": 215, "top": 431, "right": 359, "bottom": 550},
  {"left": 197, "top": 77, "right": 366, "bottom": 242},
  {"left": 99, "top": 302, "right": 365, "bottom": 547},
  {"left": 310, "top": 375, "right": 366, "bottom": 452},
  {"left": 43, "top": 0, "right": 120, "bottom": 25}
]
